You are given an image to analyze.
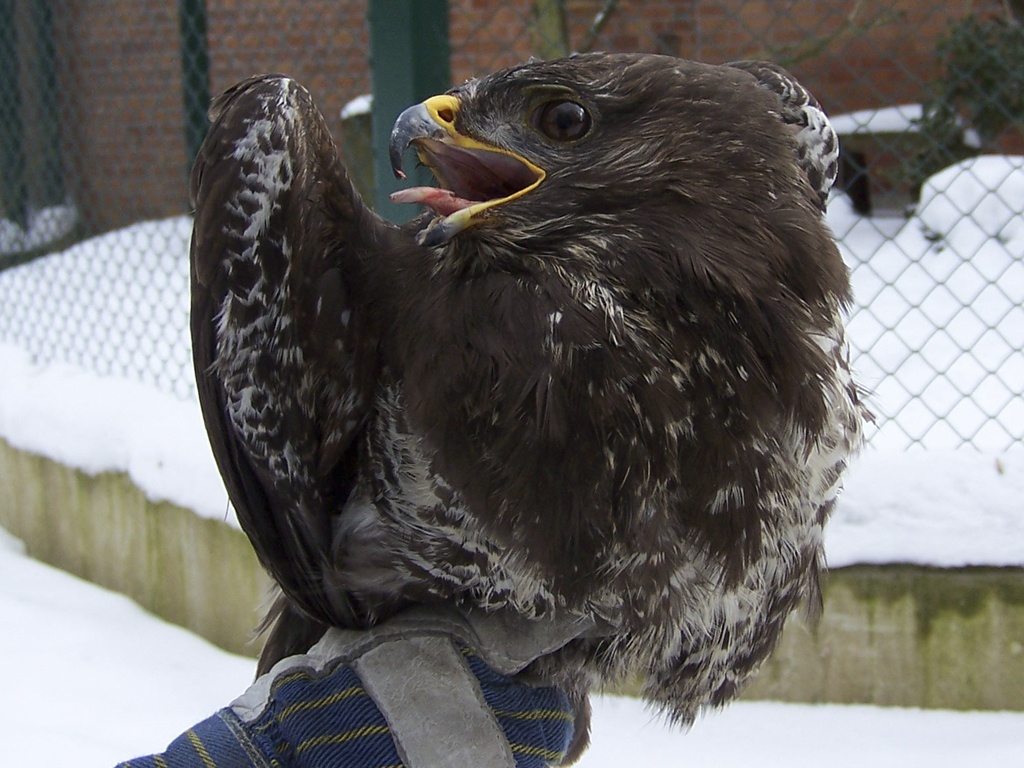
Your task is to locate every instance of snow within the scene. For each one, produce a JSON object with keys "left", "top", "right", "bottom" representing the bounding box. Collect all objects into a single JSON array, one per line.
[
  {"left": 0, "top": 342, "right": 232, "bottom": 523},
  {"left": 0, "top": 525, "right": 254, "bottom": 765},
  {"left": 830, "top": 103, "right": 924, "bottom": 135},
  {"left": 0, "top": 215, "right": 194, "bottom": 399},
  {"left": 829, "top": 157, "right": 1024, "bottom": 452},
  {"left": 829, "top": 103, "right": 982, "bottom": 148},
  {"left": 584, "top": 697, "right": 1024, "bottom": 767},
  {"left": 0, "top": 162, "right": 1022, "bottom": 566},
  {"left": 828, "top": 451, "right": 1024, "bottom": 567},
  {"left": 0, "top": 215, "right": 233, "bottom": 523},
  {"left": 2, "top": 525, "right": 1022, "bottom": 767},
  {"left": 917, "top": 156, "right": 1024, "bottom": 242},
  {"left": 341, "top": 93, "right": 372, "bottom": 120},
  {"left": 0, "top": 204, "right": 78, "bottom": 255}
]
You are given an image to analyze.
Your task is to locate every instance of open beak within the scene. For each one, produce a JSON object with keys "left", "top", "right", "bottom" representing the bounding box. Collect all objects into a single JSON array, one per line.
[{"left": 389, "top": 94, "right": 546, "bottom": 247}]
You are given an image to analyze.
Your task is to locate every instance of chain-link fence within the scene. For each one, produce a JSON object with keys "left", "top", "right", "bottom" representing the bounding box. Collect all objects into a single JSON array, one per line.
[{"left": 1, "top": 0, "right": 1021, "bottom": 450}]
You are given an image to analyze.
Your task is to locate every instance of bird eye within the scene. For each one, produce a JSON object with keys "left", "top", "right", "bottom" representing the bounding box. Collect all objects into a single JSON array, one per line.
[{"left": 533, "top": 100, "right": 591, "bottom": 142}]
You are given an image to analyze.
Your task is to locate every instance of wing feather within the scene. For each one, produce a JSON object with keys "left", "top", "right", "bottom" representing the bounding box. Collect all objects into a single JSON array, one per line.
[{"left": 189, "top": 75, "right": 384, "bottom": 627}]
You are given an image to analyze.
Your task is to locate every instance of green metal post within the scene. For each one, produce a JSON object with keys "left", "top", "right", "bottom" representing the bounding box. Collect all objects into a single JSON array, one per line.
[
  {"left": 178, "top": 0, "right": 211, "bottom": 177},
  {"left": 28, "top": 2, "right": 65, "bottom": 208},
  {"left": 533, "top": 0, "right": 569, "bottom": 59},
  {"left": 0, "top": 0, "right": 27, "bottom": 229},
  {"left": 368, "top": 0, "right": 450, "bottom": 222}
]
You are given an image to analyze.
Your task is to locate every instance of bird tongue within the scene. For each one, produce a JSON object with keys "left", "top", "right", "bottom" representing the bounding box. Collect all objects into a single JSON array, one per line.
[
  {"left": 390, "top": 138, "right": 542, "bottom": 220},
  {"left": 390, "top": 186, "right": 479, "bottom": 216}
]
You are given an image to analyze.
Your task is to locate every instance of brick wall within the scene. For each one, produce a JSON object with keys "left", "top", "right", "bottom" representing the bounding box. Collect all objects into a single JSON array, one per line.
[
  {"left": 204, "top": 1, "right": 370, "bottom": 113},
  {"left": 55, "top": 0, "right": 188, "bottom": 232},
  {"left": 50, "top": 0, "right": 371, "bottom": 234},
  {"left": 447, "top": 1, "right": 988, "bottom": 115},
  {"left": 47, "top": 0, "right": 1004, "bottom": 234}
]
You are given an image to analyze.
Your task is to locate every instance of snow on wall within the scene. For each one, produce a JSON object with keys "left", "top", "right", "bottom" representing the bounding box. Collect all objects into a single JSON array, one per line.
[{"left": 0, "top": 342, "right": 231, "bottom": 524}]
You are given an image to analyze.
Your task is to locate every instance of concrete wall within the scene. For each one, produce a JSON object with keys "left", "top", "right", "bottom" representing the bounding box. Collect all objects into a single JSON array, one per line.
[
  {"left": 0, "top": 438, "right": 267, "bottom": 657},
  {"left": 2, "top": 436, "right": 1022, "bottom": 709},
  {"left": 745, "top": 566, "right": 1024, "bottom": 710}
]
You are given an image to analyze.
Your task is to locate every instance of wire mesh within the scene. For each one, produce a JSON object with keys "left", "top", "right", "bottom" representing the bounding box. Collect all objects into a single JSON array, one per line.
[{"left": 0, "top": 0, "right": 1021, "bottom": 452}]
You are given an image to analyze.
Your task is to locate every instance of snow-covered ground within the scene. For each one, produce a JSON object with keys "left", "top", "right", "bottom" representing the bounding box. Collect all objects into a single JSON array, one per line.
[{"left": 3, "top": 525, "right": 1022, "bottom": 767}]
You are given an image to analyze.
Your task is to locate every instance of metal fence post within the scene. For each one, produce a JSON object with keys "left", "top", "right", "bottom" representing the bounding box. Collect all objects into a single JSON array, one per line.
[
  {"left": 0, "top": 0, "right": 27, "bottom": 229},
  {"left": 178, "top": 0, "right": 211, "bottom": 178},
  {"left": 27, "top": 2, "right": 64, "bottom": 209},
  {"left": 368, "top": 0, "right": 450, "bottom": 222}
]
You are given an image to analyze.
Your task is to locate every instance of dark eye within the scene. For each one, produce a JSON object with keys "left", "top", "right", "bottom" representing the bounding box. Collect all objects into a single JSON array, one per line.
[{"left": 533, "top": 100, "right": 592, "bottom": 142}]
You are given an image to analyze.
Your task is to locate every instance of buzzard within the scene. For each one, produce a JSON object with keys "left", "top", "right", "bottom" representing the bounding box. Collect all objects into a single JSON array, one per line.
[{"left": 190, "top": 52, "right": 864, "bottom": 750}]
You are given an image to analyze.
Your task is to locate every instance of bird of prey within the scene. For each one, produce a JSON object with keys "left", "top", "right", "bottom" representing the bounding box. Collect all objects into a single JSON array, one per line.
[{"left": 190, "top": 52, "right": 864, "bottom": 752}]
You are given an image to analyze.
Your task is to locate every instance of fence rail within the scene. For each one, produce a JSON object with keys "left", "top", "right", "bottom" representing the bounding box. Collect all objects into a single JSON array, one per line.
[{"left": 1, "top": 0, "right": 1022, "bottom": 451}]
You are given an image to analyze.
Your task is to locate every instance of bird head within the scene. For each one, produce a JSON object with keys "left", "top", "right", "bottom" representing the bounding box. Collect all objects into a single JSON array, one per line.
[
  {"left": 392, "top": 54, "right": 696, "bottom": 250},
  {"left": 389, "top": 52, "right": 845, "bottom": 313}
]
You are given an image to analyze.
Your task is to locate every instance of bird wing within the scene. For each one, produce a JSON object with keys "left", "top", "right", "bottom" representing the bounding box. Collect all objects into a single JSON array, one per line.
[{"left": 190, "top": 75, "right": 386, "bottom": 627}]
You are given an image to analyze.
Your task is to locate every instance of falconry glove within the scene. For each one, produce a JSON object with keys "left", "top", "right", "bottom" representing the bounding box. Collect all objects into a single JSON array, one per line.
[{"left": 116, "top": 606, "right": 592, "bottom": 768}]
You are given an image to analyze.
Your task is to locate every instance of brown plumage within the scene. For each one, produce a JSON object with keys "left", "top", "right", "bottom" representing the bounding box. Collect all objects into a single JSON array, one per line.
[{"left": 190, "top": 53, "right": 864, "bottom": 756}]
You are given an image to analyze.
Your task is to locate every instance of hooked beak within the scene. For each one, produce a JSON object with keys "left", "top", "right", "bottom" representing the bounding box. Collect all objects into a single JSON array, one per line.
[{"left": 389, "top": 95, "right": 546, "bottom": 247}]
